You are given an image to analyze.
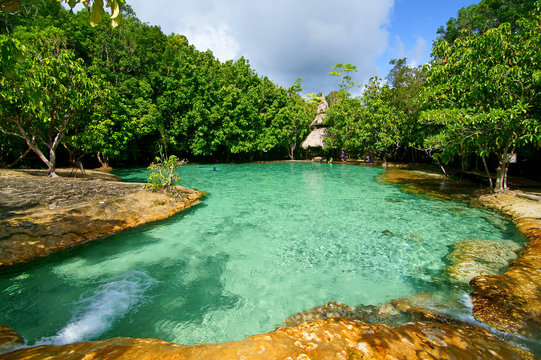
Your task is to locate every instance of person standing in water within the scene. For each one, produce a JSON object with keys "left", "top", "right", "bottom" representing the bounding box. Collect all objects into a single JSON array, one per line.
[{"left": 341, "top": 150, "right": 345, "bottom": 162}]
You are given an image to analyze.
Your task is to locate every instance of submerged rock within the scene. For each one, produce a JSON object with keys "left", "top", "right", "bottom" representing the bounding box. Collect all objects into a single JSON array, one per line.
[
  {"left": 0, "top": 319, "right": 532, "bottom": 360},
  {"left": 0, "top": 325, "right": 23, "bottom": 354},
  {"left": 446, "top": 239, "right": 522, "bottom": 284},
  {"left": 284, "top": 293, "right": 460, "bottom": 328}
]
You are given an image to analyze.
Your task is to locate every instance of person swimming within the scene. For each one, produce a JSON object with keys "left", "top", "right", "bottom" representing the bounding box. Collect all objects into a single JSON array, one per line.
[{"left": 211, "top": 167, "right": 217, "bottom": 171}]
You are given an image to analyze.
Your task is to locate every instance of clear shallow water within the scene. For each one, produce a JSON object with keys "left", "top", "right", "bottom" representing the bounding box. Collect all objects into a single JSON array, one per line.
[{"left": 0, "top": 163, "right": 525, "bottom": 347}]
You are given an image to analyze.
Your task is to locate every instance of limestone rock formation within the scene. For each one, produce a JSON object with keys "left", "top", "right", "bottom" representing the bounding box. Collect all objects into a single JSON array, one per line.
[
  {"left": 283, "top": 293, "right": 459, "bottom": 329},
  {"left": 0, "top": 325, "right": 23, "bottom": 355},
  {"left": 0, "top": 319, "right": 533, "bottom": 360},
  {"left": 446, "top": 239, "right": 522, "bottom": 284},
  {"left": 0, "top": 171, "right": 202, "bottom": 266},
  {"left": 472, "top": 192, "right": 541, "bottom": 337}
]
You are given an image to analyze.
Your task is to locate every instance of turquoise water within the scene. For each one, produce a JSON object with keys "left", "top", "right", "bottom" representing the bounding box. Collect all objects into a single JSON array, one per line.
[{"left": 0, "top": 163, "right": 524, "bottom": 347}]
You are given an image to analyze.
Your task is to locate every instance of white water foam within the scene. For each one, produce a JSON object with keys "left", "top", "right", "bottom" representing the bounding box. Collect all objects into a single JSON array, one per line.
[{"left": 37, "top": 271, "right": 156, "bottom": 346}]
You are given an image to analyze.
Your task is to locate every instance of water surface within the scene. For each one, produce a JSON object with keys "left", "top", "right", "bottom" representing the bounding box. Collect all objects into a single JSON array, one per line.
[{"left": 0, "top": 163, "right": 523, "bottom": 346}]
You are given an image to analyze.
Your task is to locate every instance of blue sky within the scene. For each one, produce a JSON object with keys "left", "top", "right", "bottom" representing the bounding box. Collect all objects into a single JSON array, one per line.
[
  {"left": 127, "top": 0, "right": 478, "bottom": 95},
  {"left": 379, "top": 0, "right": 478, "bottom": 74}
]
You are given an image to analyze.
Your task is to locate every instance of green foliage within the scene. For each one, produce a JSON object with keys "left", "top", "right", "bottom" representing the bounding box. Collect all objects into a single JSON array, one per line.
[
  {"left": 1, "top": 0, "right": 124, "bottom": 27},
  {"left": 328, "top": 63, "right": 358, "bottom": 94},
  {"left": 0, "top": 36, "right": 23, "bottom": 77},
  {"left": 145, "top": 154, "right": 184, "bottom": 193},
  {"left": 1, "top": 0, "right": 538, "bottom": 184},
  {"left": 423, "top": 1, "right": 540, "bottom": 191},
  {"left": 0, "top": 26, "right": 98, "bottom": 176},
  {"left": 324, "top": 61, "right": 425, "bottom": 161},
  {"left": 437, "top": 0, "right": 537, "bottom": 43}
]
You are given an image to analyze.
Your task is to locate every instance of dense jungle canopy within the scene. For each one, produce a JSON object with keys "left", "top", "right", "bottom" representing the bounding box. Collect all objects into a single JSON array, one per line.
[{"left": 0, "top": 0, "right": 539, "bottom": 191}]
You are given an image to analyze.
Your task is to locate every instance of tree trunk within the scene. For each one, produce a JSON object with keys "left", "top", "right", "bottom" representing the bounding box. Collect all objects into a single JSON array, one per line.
[
  {"left": 21, "top": 136, "right": 55, "bottom": 176},
  {"left": 461, "top": 155, "right": 469, "bottom": 172},
  {"left": 437, "top": 161, "right": 447, "bottom": 176},
  {"left": 48, "top": 146, "right": 58, "bottom": 177},
  {"left": 480, "top": 155, "right": 494, "bottom": 190},
  {"left": 97, "top": 151, "right": 110, "bottom": 169},
  {"left": 495, "top": 156, "right": 509, "bottom": 192},
  {"left": 494, "top": 140, "right": 512, "bottom": 192},
  {"left": 289, "top": 142, "right": 296, "bottom": 160}
]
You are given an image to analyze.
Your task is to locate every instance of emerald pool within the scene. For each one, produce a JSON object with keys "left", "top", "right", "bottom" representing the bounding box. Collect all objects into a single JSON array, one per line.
[{"left": 0, "top": 163, "right": 524, "bottom": 347}]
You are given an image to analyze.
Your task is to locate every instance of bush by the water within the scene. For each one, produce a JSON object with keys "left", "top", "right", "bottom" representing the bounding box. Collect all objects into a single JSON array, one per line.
[{"left": 145, "top": 155, "right": 185, "bottom": 194}]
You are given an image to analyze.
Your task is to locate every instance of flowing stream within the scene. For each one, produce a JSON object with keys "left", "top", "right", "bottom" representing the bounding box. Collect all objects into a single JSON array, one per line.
[{"left": 0, "top": 163, "right": 525, "bottom": 347}]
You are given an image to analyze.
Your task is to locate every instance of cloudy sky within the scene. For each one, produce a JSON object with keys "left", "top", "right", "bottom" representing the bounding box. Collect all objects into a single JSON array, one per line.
[{"left": 126, "top": 0, "right": 478, "bottom": 95}]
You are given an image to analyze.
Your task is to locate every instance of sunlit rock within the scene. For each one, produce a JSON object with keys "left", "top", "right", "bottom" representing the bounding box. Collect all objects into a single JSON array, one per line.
[
  {"left": 446, "top": 239, "right": 522, "bottom": 284},
  {"left": 0, "top": 325, "right": 23, "bottom": 355},
  {"left": 0, "top": 170, "right": 202, "bottom": 266},
  {"left": 471, "top": 192, "right": 541, "bottom": 337},
  {"left": 284, "top": 293, "right": 461, "bottom": 328},
  {"left": 0, "top": 319, "right": 532, "bottom": 359}
]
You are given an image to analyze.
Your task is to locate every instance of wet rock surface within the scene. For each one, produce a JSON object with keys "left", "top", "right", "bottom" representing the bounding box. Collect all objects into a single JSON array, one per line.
[
  {"left": 472, "top": 192, "right": 541, "bottom": 337},
  {"left": 0, "top": 319, "right": 533, "bottom": 360},
  {"left": 446, "top": 239, "right": 522, "bottom": 284},
  {"left": 283, "top": 293, "right": 462, "bottom": 330},
  {"left": 377, "top": 167, "right": 484, "bottom": 202},
  {"left": 0, "top": 169, "right": 202, "bottom": 266},
  {"left": 0, "top": 325, "right": 23, "bottom": 354},
  {"left": 381, "top": 167, "right": 541, "bottom": 339}
]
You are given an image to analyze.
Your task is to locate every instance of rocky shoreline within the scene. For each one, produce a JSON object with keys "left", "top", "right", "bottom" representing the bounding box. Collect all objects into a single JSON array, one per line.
[
  {"left": 381, "top": 167, "right": 541, "bottom": 339},
  {"left": 0, "top": 166, "right": 540, "bottom": 359},
  {"left": 471, "top": 191, "right": 541, "bottom": 338},
  {"left": 0, "top": 169, "right": 203, "bottom": 267}
]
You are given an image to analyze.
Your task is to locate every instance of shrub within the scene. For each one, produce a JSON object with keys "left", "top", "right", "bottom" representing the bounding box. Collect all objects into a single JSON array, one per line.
[{"left": 145, "top": 154, "right": 185, "bottom": 194}]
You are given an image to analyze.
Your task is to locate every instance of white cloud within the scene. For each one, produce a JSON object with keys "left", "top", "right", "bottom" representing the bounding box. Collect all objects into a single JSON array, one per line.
[
  {"left": 180, "top": 17, "right": 240, "bottom": 61},
  {"left": 389, "top": 35, "right": 428, "bottom": 68},
  {"left": 127, "top": 0, "right": 394, "bottom": 94}
]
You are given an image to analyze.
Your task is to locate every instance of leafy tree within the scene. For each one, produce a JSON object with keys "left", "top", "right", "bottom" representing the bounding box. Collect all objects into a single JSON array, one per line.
[
  {"left": 325, "top": 77, "right": 405, "bottom": 162},
  {"left": 437, "top": 0, "right": 537, "bottom": 43},
  {"left": 0, "top": 27, "right": 97, "bottom": 176},
  {"left": 386, "top": 58, "right": 427, "bottom": 161},
  {"left": 422, "top": 5, "right": 540, "bottom": 191},
  {"left": 328, "top": 63, "right": 358, "bottom": 94},
  {"left": 324, "top": 91, "right": 364, "bottom": 155},
  {"left": 273, "top": 78, "right": 312, "bottom": 159}
]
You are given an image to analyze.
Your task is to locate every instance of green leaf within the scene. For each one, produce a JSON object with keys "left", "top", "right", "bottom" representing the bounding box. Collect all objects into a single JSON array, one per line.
[
  {"left": 110, "top": 0, "right": 120, "bottom": 19},
  {"left": 90, "top": 0, "right": 105, "bottom": 27}
]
